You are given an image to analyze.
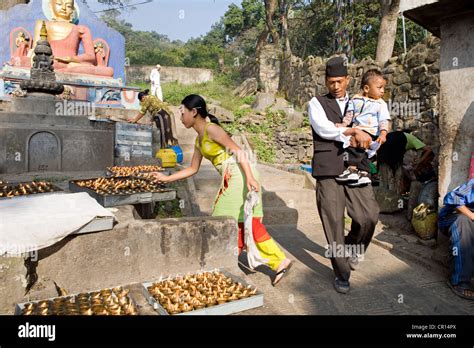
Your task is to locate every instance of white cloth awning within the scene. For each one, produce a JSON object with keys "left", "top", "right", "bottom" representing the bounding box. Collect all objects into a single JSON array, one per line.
[{"left": 0, "top": 192, "right": 115, "bottom": 256}]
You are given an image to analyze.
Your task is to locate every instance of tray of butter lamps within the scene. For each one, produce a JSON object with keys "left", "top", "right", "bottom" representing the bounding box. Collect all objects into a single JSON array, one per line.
[
  {"left": 15, "top": 286, "right": 139, "bottom": 316},
  {"left": 106, "top": 165, "right": 166, "bottom": 178},
  {"left": 69, "top": 176, "right": 176, "bottom": 207},
  {"left": 142, "top": 270, "right": 264, "bottom": 315},
  {"left": 0, "top": 181, "right": 62, "bottom": 199}
]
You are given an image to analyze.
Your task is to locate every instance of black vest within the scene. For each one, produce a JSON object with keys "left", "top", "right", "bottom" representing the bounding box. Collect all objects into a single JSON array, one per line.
[{"left": 311, "top": 93, "right": 347, "bottom": 178}]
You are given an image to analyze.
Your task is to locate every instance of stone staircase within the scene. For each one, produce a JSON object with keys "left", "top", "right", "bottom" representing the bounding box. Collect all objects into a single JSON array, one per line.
[{"left": 172, "top": 105, "right": 319, "bottom": 228}]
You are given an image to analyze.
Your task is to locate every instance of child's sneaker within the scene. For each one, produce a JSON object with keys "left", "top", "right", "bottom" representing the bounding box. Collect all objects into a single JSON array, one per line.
[
  {"left": 336, "top": 168, "right": 359, "bottom": 182},
  {"left": 348, "top": 171, "right": 371, "bottom": 187}
]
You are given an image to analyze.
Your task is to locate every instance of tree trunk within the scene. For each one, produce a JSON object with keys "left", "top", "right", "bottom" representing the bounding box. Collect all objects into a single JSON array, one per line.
[
  {"left": 256, "top": 29, "right": 269, "bottom": 54},
  {"left": 375, "top": 0, "right": 400, "bottom": 64},
  {"left": 0, "top": 0, "right": 28, "bottom": 11},
  {"left": 264, "top": 0, "right": 279, "bottom": 46},
  {"left": 280, "top": 0, "right": 292, "bottom": 57}
]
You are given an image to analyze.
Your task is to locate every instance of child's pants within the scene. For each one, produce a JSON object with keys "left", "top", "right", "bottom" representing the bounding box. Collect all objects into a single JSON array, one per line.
[{"left": 346, "top": 146, "right": 371, "bottom": 172}]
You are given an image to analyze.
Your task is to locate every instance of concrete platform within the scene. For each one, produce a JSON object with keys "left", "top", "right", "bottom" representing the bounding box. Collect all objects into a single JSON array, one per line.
[{"left": 0, "top": 207, "right": 239, "bottom": 314}]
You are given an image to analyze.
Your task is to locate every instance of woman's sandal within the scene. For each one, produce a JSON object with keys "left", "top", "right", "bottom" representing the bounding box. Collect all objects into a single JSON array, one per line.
[
  {"left": 447, "top": 280, "right": 474, "bottom": 300},
  {"left": 272, "top": 260, "right": 293, "bottom": 287}
]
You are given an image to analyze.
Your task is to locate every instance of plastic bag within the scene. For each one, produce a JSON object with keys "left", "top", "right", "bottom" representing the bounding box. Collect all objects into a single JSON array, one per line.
[
  {"left": 411, "top": 203, "right": 437, "bottom": 240},
  {"left": 244, "top": 190, "right": 268, "bottom": 269}
]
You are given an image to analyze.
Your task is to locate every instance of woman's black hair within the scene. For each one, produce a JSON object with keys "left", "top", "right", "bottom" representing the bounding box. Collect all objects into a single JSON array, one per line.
[
  {"left": 138, "top": 89, "right": 150, "bottom": 102},
  {"left": 377, "top": 131, "right": 408, "bottom": 174},
  {"left": 181, "top": 94, "right": 220, "bottom": 125}
]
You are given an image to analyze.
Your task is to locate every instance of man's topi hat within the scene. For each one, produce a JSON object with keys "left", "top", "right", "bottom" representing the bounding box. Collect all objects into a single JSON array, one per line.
[{"left": 326, "top": 56, "right": 348, "bottom": 77}]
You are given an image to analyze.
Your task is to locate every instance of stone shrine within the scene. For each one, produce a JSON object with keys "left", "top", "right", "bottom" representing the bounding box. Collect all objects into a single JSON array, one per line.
[
  {"left": 0, "top": 0, "right": 139, "bottom": 109},
  {"left": 0, "top": 0, "right": 144, "bottom": 174}
]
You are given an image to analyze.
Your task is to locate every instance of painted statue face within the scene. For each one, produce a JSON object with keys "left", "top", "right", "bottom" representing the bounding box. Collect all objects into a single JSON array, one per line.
[{"left": 51, "top": 0, "right": 75, "bottom": 21}]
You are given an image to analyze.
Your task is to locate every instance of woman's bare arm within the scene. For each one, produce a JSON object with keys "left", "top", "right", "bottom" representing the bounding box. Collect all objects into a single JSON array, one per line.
[{"left": 154, "top": 148, "right": 203, "bottom": 183}]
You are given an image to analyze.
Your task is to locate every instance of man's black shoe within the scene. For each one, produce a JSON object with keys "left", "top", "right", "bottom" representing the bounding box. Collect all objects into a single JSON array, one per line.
[{"left": 334, "top": 278, "right": 350, "bottom": 294}]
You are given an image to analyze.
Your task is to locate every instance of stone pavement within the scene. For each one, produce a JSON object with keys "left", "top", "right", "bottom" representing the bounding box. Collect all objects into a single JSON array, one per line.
[
  {"left": 126, "top": 220, "right": 473, "bottom": 315},
  {"left": 234, "top": 222, "right": 474, "bottom": 315}
]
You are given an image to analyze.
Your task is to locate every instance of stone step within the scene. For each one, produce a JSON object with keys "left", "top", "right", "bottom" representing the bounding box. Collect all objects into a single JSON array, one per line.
[
  {"left": 260, "top": 174, "right": 306, "bottom": 190},
  {"left": 194, "top": 177, "right": 222, "bottom": 192},
  {"left": 194, "top": 169, "right": 221, "bottom": 181},
  {"left": 195, "top": 189, "right": 316, "bottom": 213},
  {"left": 262, "top": 189, "right": 315, "bottom": 208},
  {"left": 262, "top": 207, "right": 320, "bottom": 226},
  {"left": 196, "top": 195, "right": 215, "bottom": 212},
  {"left": 194, "top": 169, "right": 306, "bottom": 191},
  {"left": 195, "top": 209, "right": 321, "bottom": 226}
]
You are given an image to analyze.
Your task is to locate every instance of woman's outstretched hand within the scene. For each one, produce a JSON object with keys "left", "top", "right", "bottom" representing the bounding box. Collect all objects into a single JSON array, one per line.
[
  {"left": 151, "top": 172, "right": 169, "bottom": 183},
  {"left": 247, "top": 177, "right": 260, "bottom": 193}
]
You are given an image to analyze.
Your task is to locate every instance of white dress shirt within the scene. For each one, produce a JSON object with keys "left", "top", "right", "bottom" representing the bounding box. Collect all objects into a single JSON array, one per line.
[{"left": 308, "top": 93, "right": 351, "bottom": 148}]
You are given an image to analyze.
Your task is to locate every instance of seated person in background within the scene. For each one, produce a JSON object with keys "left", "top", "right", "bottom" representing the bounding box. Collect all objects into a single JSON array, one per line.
[
  {"left": 335, "top": 69, "right": 391, "bottom": 186},
  {"left": 377, "top": 131, "right": 435, "bottom": 193},
  {"left": 439, "top": 178, "right": 474, "bottom": 300}
]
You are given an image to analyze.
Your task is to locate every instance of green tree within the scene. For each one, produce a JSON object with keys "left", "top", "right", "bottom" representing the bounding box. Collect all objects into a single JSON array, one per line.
[
  {"left": 223, "top": 4, "right": 244, "bottom": 42},
  {"left": 241, "top": 0, "right": 266, "bottom": 29},
  {"left": 287, "top": 0, "right": 425, "bottom": 62}
]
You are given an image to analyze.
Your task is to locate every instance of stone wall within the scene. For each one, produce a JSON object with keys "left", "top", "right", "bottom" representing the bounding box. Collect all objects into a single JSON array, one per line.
[
  {"left": 126, "top": 65, "right": 213, "bottom": 86},
  {"left": 273, "top": 37, "right": 441, "bottom": 164},
  {"left": 241, "top": 44, "right": 281, "bottom": 93},
  {"left": 257, "top": 45, "right": 281, "bottom": 93},
  {"left": 275, "top": 131, "right": 313, "bottom": 164}
]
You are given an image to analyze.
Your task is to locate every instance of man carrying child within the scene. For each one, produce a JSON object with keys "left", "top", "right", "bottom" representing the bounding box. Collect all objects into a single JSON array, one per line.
[{"left": 308, "top": 57, "right": 380, "bottom": 294}]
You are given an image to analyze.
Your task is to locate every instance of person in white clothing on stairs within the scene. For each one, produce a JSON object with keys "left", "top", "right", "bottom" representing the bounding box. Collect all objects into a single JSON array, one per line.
[{"left": 150, "top": 64, "right": 163, "bottom": 101}]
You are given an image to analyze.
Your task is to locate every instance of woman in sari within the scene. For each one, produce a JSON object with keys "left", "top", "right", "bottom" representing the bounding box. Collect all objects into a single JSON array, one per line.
[{"left": 151, "top": 94, "right": 292, "bottom": 286}]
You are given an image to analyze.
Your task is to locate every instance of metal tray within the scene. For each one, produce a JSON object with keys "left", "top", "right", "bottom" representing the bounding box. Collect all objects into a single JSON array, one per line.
[
  {"left": 0, "top": 182, "right": 63, "bottom": 200},
  {"left": 15, "top": 286, "right": 139, "bottom": 316},
  {"left": 68, "top": 177, "right": 176, "bottom": 207},
  {"left": 73, "top": 216, "right": 115, "bottom": 235},
  {"left": 142, "top": 269, "right": 264, "bottom": 315}
]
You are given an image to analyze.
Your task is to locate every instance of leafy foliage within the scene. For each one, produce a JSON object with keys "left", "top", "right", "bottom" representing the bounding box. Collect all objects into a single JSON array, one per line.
[
  {"left": 87, "top": 1, "right": 426, "bottom": 71},
  {"left": 289, "top": 0, "right": 426, "bottom": 61}
]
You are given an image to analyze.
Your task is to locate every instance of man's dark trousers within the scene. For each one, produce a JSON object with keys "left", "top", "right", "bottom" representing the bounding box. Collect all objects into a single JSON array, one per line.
[{"left": 316, "top": 177, "right": 379, "bottom": 281}]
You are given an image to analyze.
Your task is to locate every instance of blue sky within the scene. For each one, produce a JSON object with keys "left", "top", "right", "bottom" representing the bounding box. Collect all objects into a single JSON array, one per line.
[{"left": 86, "top": 0, "right": 239, "bottom": 42}]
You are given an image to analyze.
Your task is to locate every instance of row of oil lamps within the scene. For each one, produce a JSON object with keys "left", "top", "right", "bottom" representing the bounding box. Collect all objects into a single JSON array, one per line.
[
  {"left": 147, "top": 271, "right": 258, "bottom": 315},
  {"left": 21, "top": 287, "right": 138, "bottom": 316},
  {"left": 0, "top": 181, "right": 57, "bottom": 198}
]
